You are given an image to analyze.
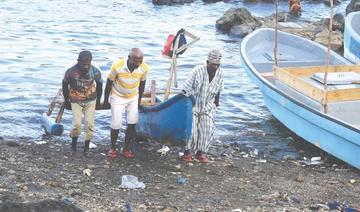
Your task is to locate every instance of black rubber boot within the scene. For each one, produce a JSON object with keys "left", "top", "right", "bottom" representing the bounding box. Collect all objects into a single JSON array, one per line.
[
  {"left": 71, "top": 137, "right": 78, "bottom": 154},
  {"left": 124, "top": 124, "right": 136, "bottom": 151},
  {"left": 111, "top": 129, "right": 119, "bottom": 150},
  {"left": 84, "top": 140, "right": 90, "bottom": 156}
]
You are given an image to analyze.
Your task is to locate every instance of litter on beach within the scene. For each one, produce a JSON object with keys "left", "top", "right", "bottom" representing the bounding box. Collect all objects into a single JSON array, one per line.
[
  {"left": 34, "top": 141, "right": 47, "bottom": 145},
  {"left": 120, "top": 175, "right": 145, "bottom": 189},
  {"left": 157, "top": 145, "right": 170, "bottom": 155}
]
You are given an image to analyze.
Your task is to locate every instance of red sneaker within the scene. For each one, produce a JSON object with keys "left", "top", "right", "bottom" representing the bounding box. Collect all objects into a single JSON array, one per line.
[
  {"left": 182, "top": 152, "right": 192, "bottom": 162},
  {"left": 195, "top": 154, "right": 209, "bottom": 163},
  {"left": 121, "top": 149, "right": 135, "bottom": 158},
  {"left": 107, "top": 149, "right": 117, "bottom": 158}
]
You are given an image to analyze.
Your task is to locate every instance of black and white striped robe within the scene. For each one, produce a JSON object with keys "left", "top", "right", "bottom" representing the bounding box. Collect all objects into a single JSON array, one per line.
[{"left": 182, "top": 64, "right": 224, "bottom": 152}]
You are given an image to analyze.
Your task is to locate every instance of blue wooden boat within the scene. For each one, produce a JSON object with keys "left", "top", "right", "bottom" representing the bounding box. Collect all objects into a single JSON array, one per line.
[
  {"left": 344, "top": 11, "right": 360, "bottom": 64},
  {"left": 241, "top": 28, "right": 360, "bottom": 169},
  {"left": 136, "top": 93, "right": 194, "bottom": 145}
]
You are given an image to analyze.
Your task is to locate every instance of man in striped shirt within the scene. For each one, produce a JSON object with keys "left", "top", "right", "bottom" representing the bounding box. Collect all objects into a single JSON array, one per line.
[
  {"left": 103, "top": 48, "right": 148, "bottom": 158},
  {"left": 181, "top": 49, "right": 224, "bottom": 163}
]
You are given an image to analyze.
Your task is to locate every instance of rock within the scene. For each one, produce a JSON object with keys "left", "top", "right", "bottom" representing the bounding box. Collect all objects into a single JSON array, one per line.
[
  {"left": 262, "top": 12, "right": 290, "bottom": 25},
  {"left": 318, "top": 14, "right": 345, "bottom": 33},
  {"left": 230, "top": 25, "right": 253, "bottom": 37},
  {"left": 294, "top": 175, "right": 305, "bottom": 182},
  {"left": 6, "top": 141, "right": 19, "bottom": 147},
  {"left": 138, "top": 204, "right": 147, "bottom": 210},
  {"left": 152, "top": 0, "right": 193, "bottom": 5},
  {"left": 83, "top": 169, "right": 91, "bottom": 176},
  {"left": 314, "top": 29, "right": 343, "bottom": 52},
  {"left": 346, "top": 0, "right": 360, "bottom": 15},
  {"left": 216, "top": 7, "right": 261, "bottom": 32},
  {"left": 332, "top": 13, "right": 345, "bottom": 32}
]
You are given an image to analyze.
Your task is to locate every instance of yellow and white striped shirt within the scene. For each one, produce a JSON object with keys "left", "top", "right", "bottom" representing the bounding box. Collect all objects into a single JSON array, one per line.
[{"left": 108, "top": 59, "right": 149, "bottom": 98}]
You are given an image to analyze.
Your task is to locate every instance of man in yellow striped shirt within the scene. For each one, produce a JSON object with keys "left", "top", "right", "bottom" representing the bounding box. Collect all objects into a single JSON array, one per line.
[{"left": 103, "top": 48, "right": 148, "bottom": 158}]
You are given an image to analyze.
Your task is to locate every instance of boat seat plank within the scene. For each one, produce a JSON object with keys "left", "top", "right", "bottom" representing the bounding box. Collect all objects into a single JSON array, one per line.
[
  {"left": 273, "top": 65, "right": 360, "bottom": 102},
  {"left": 252, "top": 61, "right": 325, "bottom": 73}
]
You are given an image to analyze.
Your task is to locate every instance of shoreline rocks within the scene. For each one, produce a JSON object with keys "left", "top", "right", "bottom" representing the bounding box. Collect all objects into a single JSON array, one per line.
[{"left": 216, "top": 7, "right": 347, "bottom": 53}]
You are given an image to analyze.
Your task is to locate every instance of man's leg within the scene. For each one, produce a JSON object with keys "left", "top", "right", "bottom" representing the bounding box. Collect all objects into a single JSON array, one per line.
[
  {"left": 70, "top": 103, "right": 83, "bottom": 153},
  {"left": 121, "top": 95, "right": 139, "bottom": 158},
  {"left": 194, "top": 114, "right": 215, "bottom": 163},
  {"left": 108, "top": 95, "right": 126, "bottom": 158},
  {"left": 83, "top": 100, "right": 96, "bottom": 155},
  {"left": 71, "top": 137, "right": 78, "bottom": 153},
  {"left": 182, "top": 113, "right": 199, "bottom": 162},
  {"left": 124, "top": 124, "right": 135, "bottom": 151},
  {"left": 110, "top": 129, "right": 119, "bottom": 150}
]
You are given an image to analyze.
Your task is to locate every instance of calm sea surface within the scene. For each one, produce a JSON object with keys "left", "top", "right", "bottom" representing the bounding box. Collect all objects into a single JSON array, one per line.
[{"left": 0, "top": 0, "right": 350, "bottom": 159}]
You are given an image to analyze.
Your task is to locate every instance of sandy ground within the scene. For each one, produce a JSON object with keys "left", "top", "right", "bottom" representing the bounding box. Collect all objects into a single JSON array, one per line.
[{"left": 0, "top": 138, "right": 359, "bottom": 212}]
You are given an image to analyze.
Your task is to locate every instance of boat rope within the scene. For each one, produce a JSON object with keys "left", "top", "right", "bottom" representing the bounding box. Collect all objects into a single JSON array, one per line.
[
  {"left": 323, "top": 0, "right": 334, "bottom": 113},
  {"left": 274, "top": 0, "right": 279, "bottom": 66}
]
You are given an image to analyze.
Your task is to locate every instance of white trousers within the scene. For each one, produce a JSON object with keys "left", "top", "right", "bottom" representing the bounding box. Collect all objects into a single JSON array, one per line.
[{"left": 110, "top": 94, "right": 139, "bottom": 130}]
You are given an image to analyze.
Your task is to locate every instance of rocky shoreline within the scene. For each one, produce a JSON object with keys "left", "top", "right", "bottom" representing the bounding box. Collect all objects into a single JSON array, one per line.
[{"left": 1, "top": 138, "right": 359, "bottom": 211}]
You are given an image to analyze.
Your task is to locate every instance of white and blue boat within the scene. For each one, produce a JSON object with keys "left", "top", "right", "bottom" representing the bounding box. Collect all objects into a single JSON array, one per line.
[
  {"left": 344, "top": 11, "right": 360, "bottom": 64},
  {"left": 241, "top": 28, "right": 360, "bottom": 169}
]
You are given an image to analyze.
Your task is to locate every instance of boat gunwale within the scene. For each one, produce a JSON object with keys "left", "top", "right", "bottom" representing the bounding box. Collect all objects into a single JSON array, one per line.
[
  {"left": 139, "top": 93, "right": 195, "bottom": 112},
  {"left": 345, "top": 11, "right": 360, "bottom": 41}
]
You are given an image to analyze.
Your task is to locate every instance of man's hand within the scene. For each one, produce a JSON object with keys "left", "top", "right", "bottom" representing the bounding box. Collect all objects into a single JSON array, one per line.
[
  {"left": 64, "top": 101, "right": 72, "bottom": 110},
  {"left": 180, "top": 90, "right": 191, "bottom": 97}
]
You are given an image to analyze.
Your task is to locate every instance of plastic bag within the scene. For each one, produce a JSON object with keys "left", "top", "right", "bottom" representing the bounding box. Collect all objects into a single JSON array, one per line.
[{"left": 120, "top": 175, "right": 145, "bottom": 189}]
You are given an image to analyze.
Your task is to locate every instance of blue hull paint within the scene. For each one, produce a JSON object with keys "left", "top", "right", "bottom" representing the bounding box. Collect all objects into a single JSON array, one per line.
[
  {"left": 241, "top": 28, "right": 360, "bottom": 169},
  {"left": 136, "top": 94, "right": 194, "bottom": 145},
  {"left": 344, "top": 11, "right": 360, "bottom": 64}
]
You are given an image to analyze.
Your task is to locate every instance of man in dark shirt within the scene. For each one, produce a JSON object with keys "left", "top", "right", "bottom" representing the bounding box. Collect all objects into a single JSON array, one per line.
[{"left": 62, "top": 50, "right": 103, "bottom": 156}]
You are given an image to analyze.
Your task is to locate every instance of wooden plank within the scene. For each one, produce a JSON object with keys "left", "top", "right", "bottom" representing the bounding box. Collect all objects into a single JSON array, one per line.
[
  {"left": 327, "top": 88, "right": 360, "bottom": 102},
  {"left": 47, "top": 89, "right": 62, "bottom": 116},
  {"left": 276, "top": 65, "right": 360, "bottom": 76},
  {"left": 55, "top": 103, "right": 65, "bottom": 123},
  {"left": 274, "top": 65, "right": 360, "bottom": 102},
  {"left": 274, "top": 66, "right": 325, "bottom": 102}
]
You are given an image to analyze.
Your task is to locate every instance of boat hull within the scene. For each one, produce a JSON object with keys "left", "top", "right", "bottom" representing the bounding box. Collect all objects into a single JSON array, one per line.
[
  {"left": 344, "top": 11, "right": 360, "bottom": 64},
  {"left": 241, "top": 28, "right": 360, "bottom": 169},
  {"left": 136, "top": 94, "right": 194, "bottom": 145}
]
